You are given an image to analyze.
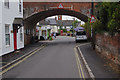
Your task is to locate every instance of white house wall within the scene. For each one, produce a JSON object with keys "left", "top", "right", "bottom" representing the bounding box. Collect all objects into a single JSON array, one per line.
[
  {"left": 1, "top": 0, "right": 24, "bottom": 56},
  {"left": 0, "top": 1, "right": 2, "bottom": 55},
  {"left": 51, "top": 26, "right": 58, "bottom": 33}
]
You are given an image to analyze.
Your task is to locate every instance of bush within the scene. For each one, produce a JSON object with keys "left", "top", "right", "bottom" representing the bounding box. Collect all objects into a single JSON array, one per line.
[
  {"left": 92, "top": 19, "right": 104, "bottom": 34},
  {"left": 94, "top": 2, "right": 120, "bottom": 35},
  {"left": 107, "top": 4, "right": 120, "bottom": 34}
]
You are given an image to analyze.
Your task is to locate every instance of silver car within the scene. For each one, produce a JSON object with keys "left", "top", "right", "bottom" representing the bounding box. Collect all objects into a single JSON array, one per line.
[{"left": 75, "top": 30, "right": 87, "bottom": 43}]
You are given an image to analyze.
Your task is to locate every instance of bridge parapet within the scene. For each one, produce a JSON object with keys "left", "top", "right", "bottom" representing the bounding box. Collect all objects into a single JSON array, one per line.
[{"left": 23, "top": 2, "right": 96, "bottom": 19}]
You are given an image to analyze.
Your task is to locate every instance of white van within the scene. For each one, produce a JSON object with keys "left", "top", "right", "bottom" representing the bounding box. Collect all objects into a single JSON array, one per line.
[{"left": 75, "top": 30, "right": 87, "bottom": 43}]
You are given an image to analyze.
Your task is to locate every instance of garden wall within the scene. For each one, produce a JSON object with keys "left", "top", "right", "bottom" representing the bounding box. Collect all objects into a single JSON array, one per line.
[{"left": 95, "top": 32, "right": 120, "bottom": 72}]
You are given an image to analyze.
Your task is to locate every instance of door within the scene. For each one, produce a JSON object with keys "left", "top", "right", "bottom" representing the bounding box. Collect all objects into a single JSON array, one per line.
[{"left": 14, "top": 29, "right": 17, "bottom": 50}]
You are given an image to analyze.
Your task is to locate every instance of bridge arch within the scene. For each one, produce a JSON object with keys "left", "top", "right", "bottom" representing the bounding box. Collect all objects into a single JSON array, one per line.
[
  {"left": 24, "top": 9, "right": 88, "bottom": 27},
  {"left": 23, "top": 9, "right": 89, "bottom": 45}
]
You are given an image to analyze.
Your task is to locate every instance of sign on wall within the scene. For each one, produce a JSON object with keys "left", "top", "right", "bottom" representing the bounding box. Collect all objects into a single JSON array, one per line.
[{"left": 57, "top": 3, "right": 64, "bottom": 9}]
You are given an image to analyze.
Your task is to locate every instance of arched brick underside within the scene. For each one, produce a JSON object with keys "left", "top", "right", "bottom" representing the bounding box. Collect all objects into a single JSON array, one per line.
[{"left": 24, "top": 9, "right": 88, "bottom": 26}]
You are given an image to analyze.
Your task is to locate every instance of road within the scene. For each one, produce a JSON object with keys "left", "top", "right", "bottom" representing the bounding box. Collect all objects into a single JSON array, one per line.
[{"left": 2, "top": 36, "right": 90, "bottom": 78}]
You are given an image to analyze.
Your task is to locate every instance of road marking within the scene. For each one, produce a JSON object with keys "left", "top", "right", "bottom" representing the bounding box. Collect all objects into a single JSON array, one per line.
[
  {"left": 74, "top": 48, "right": 85, "bottom": 80},
  {"left": 75, "top": 50, "right": 85, "bottom": 80},
  {"left": 0, "top": 44, "right": 45, "bottom": 70},
  {"left": 0, "top": 45, "right": 45, "bottom": 75},
  {"left": 77, "top": 47, "right": 95, "bottom": 80},
  {"left": 0, "top": 62, "right": 8, "bottom": 63},
  {"left": 76, "top": 43, "right": 95, "bottom": 80},
  {"left": 76, "top": 43, "right": 90, "bottom": 48},
  {"left": 74, "top": 48, "right": 82, "bottom": 79},
  {"left": 75, "top": 48, "right": 85, "bottom": 80}
]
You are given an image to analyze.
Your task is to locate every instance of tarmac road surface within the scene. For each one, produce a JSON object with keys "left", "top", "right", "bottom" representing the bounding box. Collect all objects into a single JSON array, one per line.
[{"left": 2, "top": 36, "right": 90, "bottom": 78}]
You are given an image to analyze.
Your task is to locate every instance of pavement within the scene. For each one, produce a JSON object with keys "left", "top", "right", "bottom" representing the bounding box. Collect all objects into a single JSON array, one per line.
[
  {"left": 0, "top": 42, "right": 46, "bottom": 67},
  {"left": 79, "top": 44, "right": 120, "bottom": 78}
]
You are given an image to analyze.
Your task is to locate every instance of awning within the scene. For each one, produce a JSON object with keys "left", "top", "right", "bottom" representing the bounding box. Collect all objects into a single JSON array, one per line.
[
  {"left": 13, "top": 18, "right": 23, "bottom": 32},
  {"left": 13, "top": 18, "right": 23, "bottom": 26}
]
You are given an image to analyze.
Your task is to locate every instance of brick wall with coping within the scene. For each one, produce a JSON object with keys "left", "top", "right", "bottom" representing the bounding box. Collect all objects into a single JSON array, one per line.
[{"left": 95, "top": 32, "right": 120, "bottom": 72}]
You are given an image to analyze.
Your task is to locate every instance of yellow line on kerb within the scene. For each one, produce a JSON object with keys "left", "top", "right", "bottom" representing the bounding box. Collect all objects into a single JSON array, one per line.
[
  {"left": 76, "top": 50, "right": 85, "bottom": 80},
  {"left": 0, "top": 46, "right": 45, "bottom": 75},
  {"left": 74, "top": 48, "right": 85, "bottom": 80},
  {"left": 74, "top": 48, "right": 82, "bottom": 79}
]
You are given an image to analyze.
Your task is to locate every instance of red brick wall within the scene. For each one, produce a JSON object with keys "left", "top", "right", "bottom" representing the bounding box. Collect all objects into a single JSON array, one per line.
[
  {"left": 95, "top": 32, "right": 120, "bottom": 72},
  {"left": 23, "top": 2, "right": 97, "bottom": 15}
]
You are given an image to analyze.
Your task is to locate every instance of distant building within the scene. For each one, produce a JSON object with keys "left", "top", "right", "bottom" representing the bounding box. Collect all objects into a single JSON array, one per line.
[
  {"left": 0, "top": 0, "right": 24, "bottom": 56},
  {"left": 48, "top": 18, "right": 58, "bottom": 33},
  {"left": 36, "top": 20, "right": 51, "bottom": 40},
  {"left": 57, "top": 20, "right": 74, "bottom": 29},
  {"left": 37, "top": 18, "right": 58, "bottom": 40}
]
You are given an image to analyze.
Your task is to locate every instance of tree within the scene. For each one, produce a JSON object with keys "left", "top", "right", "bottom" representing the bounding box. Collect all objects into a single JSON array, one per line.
[
  {"left": 72, "top": 20, "right": 78, "bottom": 28},
  {"left": 94, "top": 2, "right": 120, "bottom": 35}
]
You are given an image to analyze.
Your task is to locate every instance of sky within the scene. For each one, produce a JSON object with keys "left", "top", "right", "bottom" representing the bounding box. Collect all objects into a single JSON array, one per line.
[{"left": 47, "top": 15, "right": 85, "bottom": 25}]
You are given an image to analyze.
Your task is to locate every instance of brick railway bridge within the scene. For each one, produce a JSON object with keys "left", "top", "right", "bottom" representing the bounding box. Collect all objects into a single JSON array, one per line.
[{"left": 23, "top": 2, "right": 97, "bottom": 45}]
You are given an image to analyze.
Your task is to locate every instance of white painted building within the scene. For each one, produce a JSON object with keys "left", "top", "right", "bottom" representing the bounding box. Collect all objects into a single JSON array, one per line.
[
  {"left": 0, "top": 0, "right": 24, "bottom": 56},
  {"left": 50, "top": 25, "right": 58, "bottom": 33},
  {"left": 36, "top": 25, "right": 51, "bottom": 40}
]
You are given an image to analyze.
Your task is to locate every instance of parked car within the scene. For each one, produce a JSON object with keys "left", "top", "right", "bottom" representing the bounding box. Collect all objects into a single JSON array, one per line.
[{"left": 75, "top": 30, "right": 87, "bottom": 43}]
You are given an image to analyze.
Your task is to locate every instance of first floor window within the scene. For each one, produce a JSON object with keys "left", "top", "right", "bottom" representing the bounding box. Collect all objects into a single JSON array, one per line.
[
  {"left": 4, "top": 0, "right": 9, "bottom": 8},
  {"left": 19, "top": 0, "right": 22, "bottom": 13},
  {"left": 5, "top": 24, "right": 10, "bottom": 45}
]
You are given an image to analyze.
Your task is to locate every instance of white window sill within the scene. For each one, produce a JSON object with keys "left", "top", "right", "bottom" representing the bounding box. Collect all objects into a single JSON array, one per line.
[
  {"left": 19, "top": 42, "right": 23, "bottom": 44},
  {"left": 5, "top": 45, "right": 10, "bottom": 48},
  {"left": 4, "top": 6, "right": 10, "bottom": 9}
]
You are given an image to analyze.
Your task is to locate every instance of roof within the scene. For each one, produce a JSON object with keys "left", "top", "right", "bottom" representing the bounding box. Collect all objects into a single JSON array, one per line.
[
  {"left": 39, "top": 18, "right": 57, "bottom": 26},
  {"left": 57, "top": 20, "right": 73, "bottom": 26},
  {"left": 38, "top": 20, "right": 50, "bottom": 25},
  {"left": 57, "top": 20, "right": 81, "bottom": 26},
  {"left": 47, "top": 18, "right": 57, "bottom": 25},
  {"left": 38, "top": 19, "right": 81, "bottom": 27}
]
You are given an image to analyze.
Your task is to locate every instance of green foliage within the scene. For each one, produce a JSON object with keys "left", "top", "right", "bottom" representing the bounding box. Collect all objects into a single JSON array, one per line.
[
  {"left": 82, "top": 21, "right": 91, "bottom": 35},
  {"left": 62, "top": 29, "right": 67, "bottom": 33},
  {"left": 92, "top": 19, "right": 104, "bottom": 33},
  {"left": 58, "top": 29, "right": 67, "bottom": 33},
  {"left": 94, "top": 2, "right": 120, "bottom": 35},
  {"left": 72, "top": 20, "right": 78, "bottom": 28}
]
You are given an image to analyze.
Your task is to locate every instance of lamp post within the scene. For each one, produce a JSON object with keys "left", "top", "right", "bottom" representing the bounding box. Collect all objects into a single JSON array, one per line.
[
  {"left": 91, "top": 0, "right": 94, "bottom": 16},
  {"left": 91, "top": 0, "right": 94, "bottom": 37},
  {"left": 91, "top": 0, "right": 95, "bottom": 49}
]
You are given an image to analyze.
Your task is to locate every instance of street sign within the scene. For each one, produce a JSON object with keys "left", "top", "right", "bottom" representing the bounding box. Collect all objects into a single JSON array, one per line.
[
  {"left": 90, "top": 15, "right": 96, "bottom": 23},
  {"left": 57, "top": 3, "right": 64, "bottom": 9}
]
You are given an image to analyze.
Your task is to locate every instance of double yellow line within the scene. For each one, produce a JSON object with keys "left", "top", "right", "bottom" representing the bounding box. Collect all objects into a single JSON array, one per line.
[
  {"left": 0, "top": 45, "right": 46, "bottom": 75},
  {"left": 74, "top": 47, "right": 85, "bottom": 80}
]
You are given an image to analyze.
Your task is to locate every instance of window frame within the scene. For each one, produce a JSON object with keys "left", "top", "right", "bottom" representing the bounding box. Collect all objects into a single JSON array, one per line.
[
  {"left": 19, "top": 0, "right": 22, "bottom": 13},
  {"left": 5, "top": 24, "right": 10, "bottom": 46},
  {"left": 4, "top": 0, "right": 9, "bottom": 9},
  {"left": 19, "top": 27, "right": 23, "bottom": 42}
]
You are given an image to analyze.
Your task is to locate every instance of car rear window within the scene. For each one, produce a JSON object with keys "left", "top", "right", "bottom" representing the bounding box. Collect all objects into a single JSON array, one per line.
[{"left": 76, "top": 31, "right": 86, "bottom": 35}]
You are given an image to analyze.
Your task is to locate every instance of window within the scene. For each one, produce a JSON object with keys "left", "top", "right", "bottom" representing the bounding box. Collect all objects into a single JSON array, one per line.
[
  {"left": 5, "top": 24, "right": 10, "bottom": 45},
  {"left": 4, "top": 0, "right": 9, "bottom": 8},
  {"left": 19, "top": 0, "right": 22, "bottom": 12},
  {"left": 76, "top": 31, "right": 86, "bottom": 35},
  {"left": 20, "top": 28, "right": 23, "bottom": 42}
]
